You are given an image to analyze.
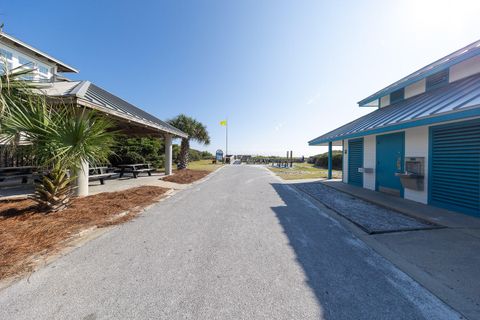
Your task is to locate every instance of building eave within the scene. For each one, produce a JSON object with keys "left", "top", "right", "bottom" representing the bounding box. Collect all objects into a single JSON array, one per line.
[
  {"left": 309, "top": 107, "right": 480, "bottom": 145},
  {"left": 41, "top": 81, "right": 188, "bottom": 139},
  {"left": 310, "top": 73, "right": 480, "bottom": 146}
]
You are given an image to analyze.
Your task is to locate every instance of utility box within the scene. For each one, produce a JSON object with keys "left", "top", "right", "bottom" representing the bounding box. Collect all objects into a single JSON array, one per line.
[{"left": 395, "top": 157, "right": 425, "bottom": 191}]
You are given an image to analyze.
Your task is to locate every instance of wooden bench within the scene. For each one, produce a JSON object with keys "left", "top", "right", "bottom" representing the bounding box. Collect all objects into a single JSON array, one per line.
[
  {"left": 0, "top": 166, "right": 36, "bottom": 185},
  {"left": 89, "top": 167, "right": 113, "bottom": 185},
  {"left": 117, "top": 164, "right": 154, "bottom": 178}
]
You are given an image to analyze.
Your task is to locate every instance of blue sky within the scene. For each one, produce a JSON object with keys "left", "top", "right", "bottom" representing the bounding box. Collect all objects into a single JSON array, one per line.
[{"left": 2, "top": 0, "right": 480, "bottom": 156}]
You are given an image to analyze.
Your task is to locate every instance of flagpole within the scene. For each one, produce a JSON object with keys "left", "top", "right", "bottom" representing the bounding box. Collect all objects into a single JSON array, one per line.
[{"left": 226, "top": 117, "right": 228, "bottom": 156}]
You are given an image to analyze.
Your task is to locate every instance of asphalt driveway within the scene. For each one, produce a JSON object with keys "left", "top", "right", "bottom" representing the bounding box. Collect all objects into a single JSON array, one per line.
[{"left": 0, "top": 165, "right": 461, "bottom": 319}]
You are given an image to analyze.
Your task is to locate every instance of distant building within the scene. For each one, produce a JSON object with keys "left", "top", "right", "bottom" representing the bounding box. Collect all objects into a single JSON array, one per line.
[{"left": 309, "top": 40, "right": 480, "bottom": 217}]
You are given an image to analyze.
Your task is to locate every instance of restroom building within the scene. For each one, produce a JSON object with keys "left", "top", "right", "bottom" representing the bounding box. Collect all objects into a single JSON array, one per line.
[{"left": 309, "top": 40, "right": 480, "bottom": 217}]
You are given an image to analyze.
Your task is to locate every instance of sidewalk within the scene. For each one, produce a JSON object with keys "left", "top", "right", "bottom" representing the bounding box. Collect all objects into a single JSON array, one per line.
[{"left": 294, "top": 180, "right": 480, "bottom": 319}]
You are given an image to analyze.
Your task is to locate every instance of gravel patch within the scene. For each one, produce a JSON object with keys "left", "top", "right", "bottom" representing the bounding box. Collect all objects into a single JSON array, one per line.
[{"left": 293, "top": 182, "right": 440, "bottom": 234}]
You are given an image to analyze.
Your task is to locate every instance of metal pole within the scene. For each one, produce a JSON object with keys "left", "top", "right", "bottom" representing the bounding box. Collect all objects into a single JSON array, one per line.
[
  {"left": 342, "top": 140, "right": 344, "bottom": 182},
  {"left": 328, "top": 141, "right": 333, "bottom": 179},
  {"left": 226, "top": 118, "right": 228, "bottom": 157}
]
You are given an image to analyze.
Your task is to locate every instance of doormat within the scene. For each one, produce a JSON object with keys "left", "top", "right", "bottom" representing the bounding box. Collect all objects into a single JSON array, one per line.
[{"left": 293, "top": 182, "right": 442, "bottom": 234}]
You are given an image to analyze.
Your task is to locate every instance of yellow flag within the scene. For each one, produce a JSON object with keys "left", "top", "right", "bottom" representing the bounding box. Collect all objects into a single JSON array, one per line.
[{"left": 220, "top": 120, "right": 227, "bottom": 126}]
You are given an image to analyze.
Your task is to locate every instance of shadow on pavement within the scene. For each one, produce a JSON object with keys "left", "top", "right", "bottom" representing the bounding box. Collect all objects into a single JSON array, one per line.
[{"left": 269, "top": 182, "right": 445, "bottom": 320}]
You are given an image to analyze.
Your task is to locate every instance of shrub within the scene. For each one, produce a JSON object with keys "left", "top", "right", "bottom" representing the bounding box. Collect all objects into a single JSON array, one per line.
[
  {"left": 121, "top": 151, "right": 146, "bottom": 165},
  {"left": 200, "top": 150, "right": 213, "bottom": 159},
  {"left": 311, "top": 151, "right": 343, "bottom": 170},
  {"left": 110, "top": 137, "right": 212, "bottom": 169},
  {"left": 189, "top": 149, "right": 202, "bottom": 162},
  {"left": 110, "top": 137, "right": 164, "bottom": 169}
]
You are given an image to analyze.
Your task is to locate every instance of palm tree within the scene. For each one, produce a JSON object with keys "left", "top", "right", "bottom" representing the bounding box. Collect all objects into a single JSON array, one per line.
[
  {"left": 0, "top": 66, "right": 117, "bottom": 211},
  {"left": 167, "top": 114, "right": 210, "bottom": 169}
]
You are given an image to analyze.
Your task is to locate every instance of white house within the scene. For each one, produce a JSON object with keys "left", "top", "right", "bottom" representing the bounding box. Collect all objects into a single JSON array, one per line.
[
  {"left": 0, "top": 32, "right": 77, "bottom": 81},
  {"left": 309, "top": 40, "right": 480, "bottom": 217},
  {"left": 0, "top": 31, "right": 187, "bottom": 196}
]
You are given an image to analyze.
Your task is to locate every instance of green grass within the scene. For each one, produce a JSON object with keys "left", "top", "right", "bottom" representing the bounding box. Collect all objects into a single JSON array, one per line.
[
  {"left": 187, "top": 159, "right": 224, "bottom": 172},
  {"left": 268, "top": 162, "right": 342, "bottom": 180}
]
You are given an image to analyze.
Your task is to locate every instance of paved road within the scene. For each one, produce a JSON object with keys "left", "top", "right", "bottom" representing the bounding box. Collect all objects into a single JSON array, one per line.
[{"left": 0, "top": 165, "right": 461, "bottom": 319}]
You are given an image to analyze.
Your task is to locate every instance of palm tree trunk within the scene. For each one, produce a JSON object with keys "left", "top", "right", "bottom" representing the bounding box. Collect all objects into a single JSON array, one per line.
[{"left": 178, "top": 138, "right": 190, "bottom": 169}]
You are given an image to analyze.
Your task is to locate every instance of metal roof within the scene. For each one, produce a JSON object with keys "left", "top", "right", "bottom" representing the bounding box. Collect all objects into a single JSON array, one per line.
[
  {"left": 358, "top": 39, "right": 480, "bottom": 107},
  {"left": 41, "top": 81, "right": 188, "bottom": 138},
  {"left": 0, "top": 32, "right": 78, "bottom": 73},
  {"left": 309, "top": 73, "right": 480, "bottom": 145}
]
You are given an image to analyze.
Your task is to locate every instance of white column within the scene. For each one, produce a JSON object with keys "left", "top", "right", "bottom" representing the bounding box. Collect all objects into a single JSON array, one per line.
[
  {"left": 165, "top": 134, "right": 173, "bottom": 176},
  {"left": 75, "top": 159, "right": 89, "bottom": 197}
]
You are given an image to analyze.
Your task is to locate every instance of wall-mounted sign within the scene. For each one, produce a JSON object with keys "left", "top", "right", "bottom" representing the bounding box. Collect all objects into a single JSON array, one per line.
[{"left": 216, "top": 149, "right": 224, "bottom": 161}]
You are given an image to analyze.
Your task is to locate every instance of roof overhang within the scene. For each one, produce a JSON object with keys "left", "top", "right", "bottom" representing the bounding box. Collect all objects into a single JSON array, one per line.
[
  {"left": 310, "top": 73, "right": 480, "bottom": 145},
  {"left": 309, "top": 108, "right": 480, "bottom": 145},
  {"left": 39, "top": 81, "right": 188, "bottom": 139},
  {"left": 0, "top": 32, "right": 78, "bottom": 73}
]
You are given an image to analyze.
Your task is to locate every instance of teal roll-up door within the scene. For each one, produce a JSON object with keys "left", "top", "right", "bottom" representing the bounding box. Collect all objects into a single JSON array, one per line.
[
  {"left": 430, "top": 119, "right": 480, "bottom": 217},
  {"left": 348, "top": 138, "right": 364, "bottom": 186}
]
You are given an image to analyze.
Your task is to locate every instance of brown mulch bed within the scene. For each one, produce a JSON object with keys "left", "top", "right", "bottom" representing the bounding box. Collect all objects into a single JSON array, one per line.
[
  {"left": 0, "top": 186, "right": 168, "bottom": 281},
  {"left": 162, "top": 169, "right": 210, "bottom": 184}
]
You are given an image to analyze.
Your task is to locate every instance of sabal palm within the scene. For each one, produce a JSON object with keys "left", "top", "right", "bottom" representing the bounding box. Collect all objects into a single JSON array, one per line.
[
  {"left": 0, "top": 67, "right": 116, "bottom": 210},
  {"left": 167, "top": 114, "right": 210, "bottom": 169},
  {"left": 1, "top": 87, "right": 115, "bottom": 171}
]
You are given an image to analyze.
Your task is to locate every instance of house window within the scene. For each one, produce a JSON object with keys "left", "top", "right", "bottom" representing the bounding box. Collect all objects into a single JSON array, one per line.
[
  {"left": 38, "top": 65, "right": 49, "bottom": 75},
  {"left": 426, "top": 69, "right": 449, "bottom": 90},
  {"left": 18, "top": 56, "right": 34, "bottom": 68},
  {"left": 390, "top": 88, "right": 405, "bottom": 104},
  {"left": 0, "top": 48, "right": 13, "bottom": 60},
  {"left": 0, "top": 60, "right": 13, "bottom": 73}
]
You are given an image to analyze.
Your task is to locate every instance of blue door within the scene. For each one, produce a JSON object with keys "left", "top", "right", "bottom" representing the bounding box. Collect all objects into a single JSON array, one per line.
[
  {"left": 429, "top": 119, "right": 480, "bottom": 217},
  {"left": 348, "top": 138, "right": 364, "bottom": 186},
  {"left": 376, "top": 132, "right": 405, "bottom": 197}
]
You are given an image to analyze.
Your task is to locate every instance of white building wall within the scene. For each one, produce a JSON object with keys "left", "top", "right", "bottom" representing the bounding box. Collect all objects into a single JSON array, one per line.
[
  {"left": 404, "top": 126, "right": 429, "bottom": 204},
  {"left": 363, "top": 135, "right": 376, "bottom": 190}
]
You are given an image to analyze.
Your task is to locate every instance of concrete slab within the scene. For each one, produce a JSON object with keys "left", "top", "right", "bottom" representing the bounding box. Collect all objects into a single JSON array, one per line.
[
  {"left": 0, "top": 185, "right": 34, "bottom": 199},
  {"left": 373, "top": 228, "right": 480, "bottom": 318},
  {"left": 89, "top": 173, "right": 188, "bottom": 195},
  {"left": 0, "top": 172, "right": 188, "bottom": 200}
]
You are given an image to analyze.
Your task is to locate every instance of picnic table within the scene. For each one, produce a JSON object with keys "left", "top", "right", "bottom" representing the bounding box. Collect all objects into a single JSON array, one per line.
[
  {"left": 89, "top": 166, "right": 114, "bottom": 185},
  {"left": 0, "top": 166, "right": 37, "bottom": 184},
  {"left": 117, "top": 164, "right": 154, "bottom": 178}
]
